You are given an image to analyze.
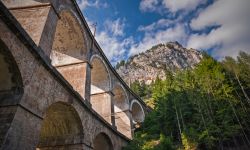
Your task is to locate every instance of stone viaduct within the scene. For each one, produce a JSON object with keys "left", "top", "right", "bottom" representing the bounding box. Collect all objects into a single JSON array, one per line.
[{"left": 0, "top": 0, "right": 149, "bottom": 149}]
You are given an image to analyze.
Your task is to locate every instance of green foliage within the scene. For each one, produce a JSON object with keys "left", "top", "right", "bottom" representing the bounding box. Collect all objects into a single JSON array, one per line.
[
  {"left": 181, "top": 133, "right": 197, "bottom": 150},
  {"left": 125, "top": 51, "right": 250, "bottom": 150},
  {"left": 131, "top": 80, "right": 151, "bottom": 99}
]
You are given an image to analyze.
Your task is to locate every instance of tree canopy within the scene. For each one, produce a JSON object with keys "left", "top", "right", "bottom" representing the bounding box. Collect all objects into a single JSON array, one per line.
[{"left": 125, "top": 51, "right": 250, "bottom": 150}]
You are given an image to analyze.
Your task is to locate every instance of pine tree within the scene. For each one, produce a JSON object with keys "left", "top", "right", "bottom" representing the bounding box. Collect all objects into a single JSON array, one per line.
[{"left": 125, "top": 51, "right": 250, "bottom": 150}]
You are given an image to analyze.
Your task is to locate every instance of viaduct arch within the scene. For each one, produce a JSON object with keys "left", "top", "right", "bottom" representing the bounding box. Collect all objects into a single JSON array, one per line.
[
  {"left": 0, "top": 39, "right": 24, "bottom": 148},
  {"left": 113, "top": 83, "right": 132, "bottom": 138},
  {"left": 93, "top": 132, "right": 114, "bottom": 150},
  {"left": 130, "top": 100, "right": 145, "bottom": 123},
  {"left": 90, "top": 55, "right": 113, "bottom": 124},
  {"left": 37, "top": 102, "right": 84, "bottom": 149},
  {"left": 0, "top": 0, "right": 149, "bottom": 149}
]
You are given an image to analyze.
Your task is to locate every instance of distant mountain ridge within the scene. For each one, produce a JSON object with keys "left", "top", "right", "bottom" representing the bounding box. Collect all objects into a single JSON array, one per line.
[{"left": 116, "top": 41, "right": 203, "bottom": 84}]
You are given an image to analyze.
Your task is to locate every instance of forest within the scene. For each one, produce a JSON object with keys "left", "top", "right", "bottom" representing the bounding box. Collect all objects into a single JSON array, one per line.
[{"left": 125, "top": 51, "right": 250, "bottom": 150}]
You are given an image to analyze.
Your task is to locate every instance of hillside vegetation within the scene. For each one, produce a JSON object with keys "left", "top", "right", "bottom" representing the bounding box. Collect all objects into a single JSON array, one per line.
[{"left": 124, "top": 51, "right": 250, "bottom": 150}]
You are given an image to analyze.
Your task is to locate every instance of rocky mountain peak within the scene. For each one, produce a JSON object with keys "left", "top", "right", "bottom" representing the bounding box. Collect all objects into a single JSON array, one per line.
[{"left": 116, "top": 41, "right": 203, "bottom": 85}]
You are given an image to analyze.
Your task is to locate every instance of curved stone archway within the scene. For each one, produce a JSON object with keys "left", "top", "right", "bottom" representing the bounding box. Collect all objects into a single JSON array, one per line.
[
  {"left": 0, "top": 40, "right": 23, "bottom": 147},
  {"left": 113, "top": 84, "right": 132, "bottom": 138},
  {"left": 90, "top": 55, "right": 112, "bottom": 124},
  {"left": 37, "top": 102, "right": 84, "bottom": 149},
  {"left": 130, "top": 100, "right": 145, "bottom": 124},
  {"left": 93, "top": 132, "right": 114, "bottom": 150},
  {"left": 50, "top": 10, "right": 88, "bottom": 98},
  {"left": 0, "top": 0, "right": 149, "bottom": 149},
  {"left": 90, "top": 55, "right": 111, "bottom": 94},
  {"left": 51, "top": 10, "right": 87, "bottom": 66},
  {"left": 0, "top": 40, "right": 23, "bottom": 95}
]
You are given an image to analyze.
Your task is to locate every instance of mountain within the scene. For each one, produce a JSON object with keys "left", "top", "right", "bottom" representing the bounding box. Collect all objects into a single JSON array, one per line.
[{"left": 116, "top": 41, "right": 203, "bottom": 85}]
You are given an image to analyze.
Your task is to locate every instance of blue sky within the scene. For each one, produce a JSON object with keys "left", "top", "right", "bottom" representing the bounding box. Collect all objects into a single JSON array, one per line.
[{"left": 77, "top": 0, "right": 250, "bottom": 64}]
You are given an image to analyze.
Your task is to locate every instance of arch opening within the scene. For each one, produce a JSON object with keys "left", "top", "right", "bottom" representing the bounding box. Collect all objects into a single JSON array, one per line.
[
  {"left": 90, "top": 56, "right": 112, "bottom": 123},
  {"left": 130, "top": 100, "right": 145, "bottom": 123},
  {"left": 37, "top": 102, "right": 84, "bottom": 149},
  {"left": 0, "top": 41, "right": 23, "bottom": 97},
  {"left": 0, "top": 40, "right": 23, "bottom": 147},
  {"left": 93, "top": 133, "right": 113, "bottom": 150},
  {"left": 91, "top": 56, "right": 110, "bottom": 94},
  {"left": 51, "top": 11, "right": 87, "bottom": 66},
  {"left": 50, "top": 11, "right": 88, "bottom": 98},
  {"left": 113, "top": 84, "right": 132, "bottom": 138}
]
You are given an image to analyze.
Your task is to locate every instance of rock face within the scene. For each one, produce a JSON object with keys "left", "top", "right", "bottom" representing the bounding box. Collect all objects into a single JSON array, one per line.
[{"left": 116, "top": 41, "right": 203, "bottom": 84}]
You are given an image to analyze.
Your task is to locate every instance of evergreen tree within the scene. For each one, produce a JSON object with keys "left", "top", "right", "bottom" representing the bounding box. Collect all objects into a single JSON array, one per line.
[{"left": 124, "top": 51, "right": 250, "bottom": 150}]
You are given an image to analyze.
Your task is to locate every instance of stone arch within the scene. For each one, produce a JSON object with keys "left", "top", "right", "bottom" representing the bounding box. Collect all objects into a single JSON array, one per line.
[
  {"left": 113, "top": 83, "right": 132, "bottom": 138},
  {"left": 51, "top": 10, "right": 87, "bottom": 65},
  {"left": 0, "top": 40, "right": 24, "bottom": 147},
  {"left": 50, "top": 10, "right": 89, "bottom": 98},
  {"left": 93, "top": 132, "right": 114, "bottom": 150},
  {"left": 0, "top": 40, "right": 23, "bottom": 97},
  {"left": 57, "top": 6, "right": 90, "bottom": 55},
  {"left": 37, "top": 102, "right": 84, "bottom": 149},
  {"left": 90, "top": 55, "right": 113, "bottom": 124},
  {"left": 130, "top": 100, "right": 145, "bottom": 123},
  {"left": 90, "top": 55, "right": 111, "bottom": 94}
]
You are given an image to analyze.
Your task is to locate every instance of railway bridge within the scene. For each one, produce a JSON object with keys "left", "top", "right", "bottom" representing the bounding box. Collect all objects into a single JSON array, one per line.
[{"left": 0, "top": 0, "right": 149, "bottom": 149}]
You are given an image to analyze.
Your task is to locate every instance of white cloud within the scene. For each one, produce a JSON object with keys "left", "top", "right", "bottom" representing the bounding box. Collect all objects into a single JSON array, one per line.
[
  {"left": 138, "top": 19, "right": 173, "bottom": 32},
  {"left": 79, "top": 1, "right": 129, "bottom": 64},
  {"left": 79, "top": 0, "right": 250, "bottom": 64},
  {"left": 77, "top": 0, "right": 88, "bottom": 10},
  {"left": 187, "top": 0, "right": 250, "bottom": 58},
  {"left": 86, "top": 18, "right": 133, "bottom": 64},
  {"left": 95, "top": 31, "right": 134, "bottom": 63},
  {"left": 77, "top": 0, "right": 108, "bottom": 10},
  {"left": 139, "top": 0, "right": 204, "bottom": 13},
  {"left": 139, "top": 0, "right": 159, "bottom": 12},
  {"left": 104, "top": 19, "right": 126, "bottom": 36},
  {"left": 138, "top": 17, "right": 183, "bottom": 33},
  {"left": 130, "top": 24, "right": 187, "bottom": 55},
  {"left": 163, "top": 0, "right": 204, "bottom": 12}
]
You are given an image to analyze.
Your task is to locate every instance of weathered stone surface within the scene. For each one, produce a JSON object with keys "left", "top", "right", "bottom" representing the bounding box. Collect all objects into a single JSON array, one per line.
[
  {"left": 0, "top": 106, "right": 17, "bottom": 147},
  {"left": 1, "top": 0, "right": 49, "bottom": 8},
  {"left": 10, "top": 7, "right": 50, "bottom": 45},
  {"left": 57, "top": 63, "right": 88, "bottom": 98},
  {"left": 90, "top": 93, "right": 113, "bottom": 124},
  {"left": 0, "top": 0, "right": 149, "bottom": 149}
]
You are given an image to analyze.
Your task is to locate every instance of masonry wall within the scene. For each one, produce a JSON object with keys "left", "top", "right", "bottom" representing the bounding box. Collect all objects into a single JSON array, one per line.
[
  {"left": 0, "top": 0, "right": 149, "bottom": 149},
  {"left": 0, "top": 17, "right": 128, "bottom": 149},
  {"left": 56, "top": 63, "right": 88, "bottom": 98}
]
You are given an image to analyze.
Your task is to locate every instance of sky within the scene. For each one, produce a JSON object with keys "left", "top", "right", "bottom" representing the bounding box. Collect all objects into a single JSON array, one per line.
[{"left": 77, "top": 0, "right": 250, "bottom": 64}]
